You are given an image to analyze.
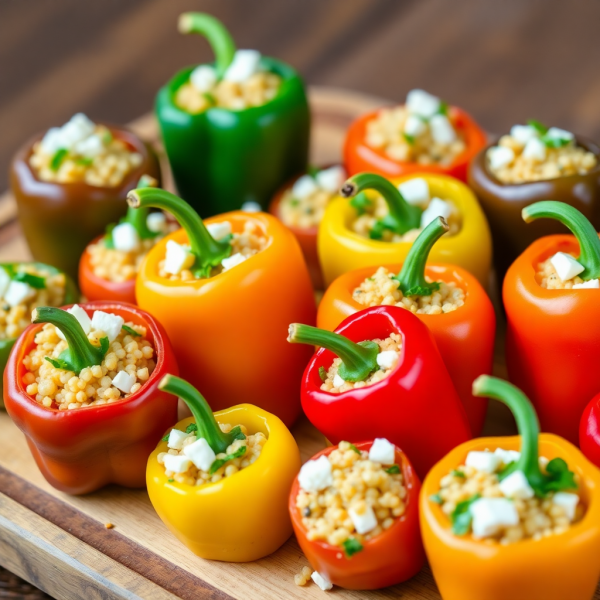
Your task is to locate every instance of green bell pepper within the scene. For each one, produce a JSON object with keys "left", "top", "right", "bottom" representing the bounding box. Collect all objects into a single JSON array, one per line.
[
  {"left": 155, "top": 12, "right": 310, "bottom": 218},
  {"left": 0, "top": 263, "right": 78, "bottom": 408}
]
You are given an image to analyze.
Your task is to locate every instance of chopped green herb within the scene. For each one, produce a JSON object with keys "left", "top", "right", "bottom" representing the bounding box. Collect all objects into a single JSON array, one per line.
[
  {"left": 209, "top": 445, "right": 247, "bottom": 474},
  {"left": 50, "top": 149, "right": 68, "bottom": 172},
  {"left": 202, "top": 92, "right": 216, "bottom": 105},
  {"left": 74, "top": 157, "right": 93, "bottom": 166},
  {"left": 429, "top": 492, "right": 443, "bottom": 505},
  {"left": 348, "top": 443, "right": 361, "bottom": 455},
  {"left": 12, "top": 272, "right": 46, "bottom": 289},
  {"left": 349, "top": 192, "right": 372, "bottom": 216},
  {"left": 403, "top": 133, "right": 416, "bottom": 145},
  {"left": 450, "top": 469, "right": 466, "bottom": 479},
  {"left": 103, "top": 223, "right": 116, "bottom": 249},
  {"left": 162, "top": 431, "right": 171, "bottom": 442},
  {"left": 318, "top": 366, "right": 327, "bottom": 382},
  {"left": 45, "top": 356, "right": 70, "bottom": 370},
  {"left": 527, "top": 119, "right": 548, "bottom": 136},
  {"left": 369, "top": 215, "right": 399, "bottom": 240},
  {"left": 102, "top": 130, "right": 113, "bottom": 144},
  {"left": 537, "top": 457, "right": 577, "bottom": 495},
  {"left": 168, "top": 478, "right": 174, "bottom": 483},
  {"left": 437, "top": 101, "right": 449, "bottom": 116},
  {"left": 122, "top": 324, "right": 141, "bottom": 337},
  {"left": 307, "top": 165, "right": 320, "bottom": 178},
  {"left": 290, "top": 199, "right": 300, "bottom": 207},
  {"left": 497, "top": 460, "right": 517, "bottom": 481},
  {"left": 342, "top": 537, "right": 363, "bottom": 558},
  {"left": 230, "top": 425, "right": 246, "bottom": 441},
  {"left": 403, "top": 282, "right": 441, "bottom": 297},
  {"left": 451, "top": 494, "right": 480, "bottom": 535},
  {"left": 185, "top": 423, "right": 198, "bottom": 434},
  {"left": 543, "top": 136, "right": 570, "bottom": 149},
  {"left": 385, "top": 464, "right": 400, "bottom": 474},
  {"left": 99, "top": 336, "right": 110, "bottom": 355}
]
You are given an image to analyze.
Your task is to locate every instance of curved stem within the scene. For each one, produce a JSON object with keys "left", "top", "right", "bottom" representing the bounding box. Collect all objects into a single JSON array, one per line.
[
  {"left": 522, "top": 201, "right": 600, "bottom": 280},
  {"left": 178, "top": 12, "right": 236, "bottom": 79},
  {"left": 394, "top": 217, "right": 449, "bottom": 296},
  {"left": 127, "top": 188, "right": 231, "bottom": 277},
  {"left": 340, "top": 173, "right": 422, "bottom": 235},
  {"left": 288, "top": 324, "right": 378, "bottom": 382},
  {"left": 32, "top": 307, "right": 108, "bottom": 374},
  {"left": 125, "top": 175, "right": 159, "bottom": 240},
  {"left": 159, "top": 374, "right": 233, "bottom": 454}
]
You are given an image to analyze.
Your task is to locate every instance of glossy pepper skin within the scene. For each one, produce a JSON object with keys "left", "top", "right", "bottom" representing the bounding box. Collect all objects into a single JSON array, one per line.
[
  {"left": 293, "top": 305, "right": 471, "bottom": 478},
  {"left": 147, "top": 375, "right": 300, "bottom": 562},
  {"left": 130, "top": 188, "right": 315, "bottom": 428},
  {"left": 10, "top": 127, "right": 160, "bottom": 280},
  {"left": 0, "top": 263, "right": 78, "bottom": 409},
  {"left": 344, "top": 106, "right": 486, "bottom": 183},
  {"left": 580, "top": 395, "right": 600, "bottom": 469},
  {"left": 3, "top": 301, "right": 178, "bottom": 495},
  {"left": 504, "top": 201, "right": 600, "bottom": 444},
  {"left": 469, "top": 137, "right": 600, "bottom": 278},
  {"left": 318, "top": 173, "right": 491, "bottom": 287},
  {"left": 318, "top": 219, "right": 495, "bottom": 436},
  {"left": 290, "top": 440, "right": 424, "bottom": 590},
  {"left": 421, "top": 377, "right": 600, "bottom": 600},
  {"left": 156, "top": 13, "right": 309, "bottom": 217}
]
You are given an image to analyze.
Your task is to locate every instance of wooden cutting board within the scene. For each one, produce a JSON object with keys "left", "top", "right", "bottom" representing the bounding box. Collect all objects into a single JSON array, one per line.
[{"left": 0, "top": 86, "right": 593, "bottom": 600}]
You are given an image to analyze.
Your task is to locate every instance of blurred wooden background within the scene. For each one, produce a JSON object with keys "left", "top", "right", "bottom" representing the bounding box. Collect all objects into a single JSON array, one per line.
[{"left": 0, "top": 0, "right": 599, "bottom": 596}]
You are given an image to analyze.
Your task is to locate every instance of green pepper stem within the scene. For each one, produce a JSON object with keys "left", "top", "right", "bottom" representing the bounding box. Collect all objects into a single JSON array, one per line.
[
  {"left": 522, "top": 201, "right": 600, "bottom": 280},
  {"left": 127, "top": 188, "right": 231, "bottom": 276},
  {"left": 32, "top": 307, "right": 107, "bottom": 373},
  {"left": 340, "top": 173, "right": 422, "bottom": 235},
  {"left": 125, "top": 175, "right": 158, "bottom": 239},
  {"left": 288, "top": 323, "right": 379, "bottom": 383},
  {"left": 394, "top": 217, "right": 449, "bottom": 296},
  {"left": 178, "top": 12, "right": 236, "bottom": 79},
  {"left": 159, "top": 374, "right": 233, "bottom": 453},
  {"left": 472, "top": 376, "right": 545, "bottom": 490}
]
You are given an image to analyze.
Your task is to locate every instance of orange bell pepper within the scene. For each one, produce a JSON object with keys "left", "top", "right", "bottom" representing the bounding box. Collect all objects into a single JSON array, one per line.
[
  {"left": 421, "top": 376, "right": 600, "bottom": 600},
  {"left": 128, "top": 188, "right": 316, "bottom": 427},
  {"left": 318, "top": 217, "right": 495, "bottom": 435}
]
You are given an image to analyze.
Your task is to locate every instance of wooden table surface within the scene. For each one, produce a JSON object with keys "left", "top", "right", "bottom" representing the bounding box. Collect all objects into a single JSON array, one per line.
[{"left": 0, "top": 1, "right": 599, "bottom": 597}]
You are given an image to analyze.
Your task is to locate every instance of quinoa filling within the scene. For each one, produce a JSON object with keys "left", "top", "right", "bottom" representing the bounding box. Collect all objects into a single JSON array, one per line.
[
  {"left": 536, "top": 252, "right": 599, "bottom": 290},
  {"left": 158, "top": 422, "right": 266, "bottom": 486},
  {"left": 30, "top": 114, "right": 142, "bottom": 187},
  {"left": 353, "top": 267, "right": 465, "bottom": 314}
]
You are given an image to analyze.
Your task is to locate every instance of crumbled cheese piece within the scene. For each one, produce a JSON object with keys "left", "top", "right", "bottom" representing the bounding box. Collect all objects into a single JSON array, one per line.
[
  {"left": 333, "top": 373, "right": 345, "bottom": 388},
  {"left": 376, "top": 350, "right": 399, "bottom": 370},
  {"left": 298, "top": 455, "right": 333, "bottom": 493},
  {"left": 471, "top": 497, "right": 519, "bottom": 538},
  {"left": 292, "top": 174, "right": 318, "bottom": 200},
  {"left": 146, "top": 212, "right": 167, "bottom": 233},
  {"left": 420, "top": 197, "right": 453, "bottom": 228},
  {"left": 368, "top": 438, "right": 395, "bottom": 465},
  {"left": 4, "top": 281, "right": 36, "bottom": 308},
  {"left": 91, "top": 310, "right": 124, "bottom": 343},
  {"left": 315, "top": 166, "right": 346, "bottom": 193},
  {"left": 112, "top": 223, "right": 141, "bottom": 253},
  {"left": 403, "top": 114, "right": 426, "bottom": 137},
  {"left": 183, "top": 438, "right": 217, "bottom": 472},
  {"left": 494, "top": 448, "right": 521, "bottom": 464},
  {"left": 164, "top": 240, "right": 195, "bottom": 275},
  {"left": 510, "top": 125, "right": 538, "bottom": 146},
  {"left": 549, "top": 252, "right": 584, "bottom": 282},
  {"left": 163, "top": 454, "right": 192, "bottom": 474},
  {"left": 221, "top": 252, "right": 247, "bottom": 271},
  {"left": 465, "top": 451, "right": 501, "bottom": 473},
  {"left": 573, "top": 279, "right": 599, "bottom": 289},
  {"left": 546, "top": 127, "right": 574, "bottom": 142},
  {"left": 488, "top": 146, "right": 515, "bottom": 170},
  {"left": 40, "top": 127, "right": 64, "bottom": 155},
  {"left": 349, "top": 503, "right": 378, "bottom": 534},
  {"left": 60, "top": 113, "right": 96, "bottom": 149},
  {"left": 206, "top": 221, "right": 232, "bottom": 241},
  {"left": 430, "top": 114, "right": 456, "bottom": 145},
  {"left": 311, "top": 571, "right": 332, "bottom": 591},
  {"left": 498, "top": 470, "right": 534, "bottom": 499},
  {"left": 0, "top": 268, "right": 11, "bottom": 298},
  {"left": 406, "top": 89, "right": 440, "bottom": 118},
  {"left": 167, "top": 429, "right": 190, "bottom": 450},
  {"left": 112, "top": 370, "right": 136, "bottom": 394},
  {"left": 223, "top": 49, "right": 261, "bottom": 83},
  {"left": 398, "top": 177, "right": 430, "bottom": 205},
  {"left": 522, "top": 138, "right": 547, "bottom": 162},
  {"left": 240, "top": 201, "right": 262, "bottom": 212},
  {"left": 553, "top": 492, "right": 579, "bottom": 521},
  {"left": 190, "top": 65, "right": 217, "bottom": 92},
  {"left": 74, "top": 134, "right": 104, "bottom": 157},
  {"left": 56, "top": 304, "right": 92, "bottom": 341}
]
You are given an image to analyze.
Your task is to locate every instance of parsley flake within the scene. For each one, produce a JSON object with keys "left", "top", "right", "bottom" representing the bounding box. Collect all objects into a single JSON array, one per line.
[{"left": 342, "top": 537, "right": 363, "bottom": 558}]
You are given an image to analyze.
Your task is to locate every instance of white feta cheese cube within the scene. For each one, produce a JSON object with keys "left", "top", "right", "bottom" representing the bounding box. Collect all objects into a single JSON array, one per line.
[
  {"left": 430, "top": 114, "right": 457, "bottom": 145},
  {"left": 549, "top": 252, "right": 584, "bottom": 282},
  {"left": 376, "top": 350, "right": 399, "bottom": 370},
  {"left": 167, "top": 429, "right": 190, "bottom": 450},
  {"left": 112, "top": 222, "right": 141, "bottom": 253},
  {"left": 298, "top": 455, "right": 333, "bottom": 493},
  {"left": 164, "top": 240, "right": 195, "bottom": 275},
  {"left": 316, "top": 166, "right": 346, "bottom": 193},
  {"left": 368, "top": 438, "right": 395, "bottom": 465},
  {"left": 510, "top": 124, "right": 538, "bottom": 146},
  {"left": 4, "top": 281, "right": 36, "bottom": 308},
  {"left": 499, "top": 470, "right": 534, "bottom": 499},
  {"left": 91, "top": 310, "right": 124, "bottom": 343},
  {"left": 0, "top": 268, "right": 11, "bottom": 298},
  {"left": 183, "top": 438, "right": 217, "bottom": 472},
  {"left": 403, "top": 114, "right": 426, "bottom": 137},
  {"left": 112, "top": 370, "right": 136, "bottom": 394},
  {"left": 471, "top": 497, "right": 519, "bottom": 538},
  {"left": 206, "top": 221, "right": 232, "bottom": 241},
  {"left": 311, "top": 572, "right": 332, "bottom": 591},
  {"left": 494, "top": 448, "right": 520, "bottom": 465},
  {"left": 60, "top": 113, "right": 95, "bottom": 148},
  {"left": 292, "top": 174, "right": 318, "bottom": 200},
  {"left": 223, "top": 49, "right": 261, "bottom": 83},
  {"left": 221, "top": 252, "right": 247, "bottom": 271},
  {"left": 522, "top": 137, "right": 547, "bottom": 162},
  {"left": 56, "top": 304, "right": 92, "bottom": 340},
  {"left": 488, "top": 146, "right": 515, "bottom": 170},
  {"left": 552, "top": 492, "right": 579, "bottom": 521},
  {"left": 398, "top": 177, "right": 430, "bottom": 205},
  {"left": 190, "top": 65, "right": 217, "bottom": 92},
  {"left": 349, "top": 504, "right": 378, "bottom": 534},
  {"left": 74, "top": 134, "right": 104, "bottom": 157},
  {"left": 465, "top": 451, "right": 501, "bottom": 473},
  {"left": 40, "top": 127, "right": 65, "bottom": 155},
  {"left": 546, "top": 127, "right": 574, "bottom": 142},
  {"left": 163, "top": 454, "right": 192, "bottom": 474},
  {"left": 406, "top": 89, "right": 441, "bottom": 118},
  {"left": 573, "top": 278, "right": 599, "bottom": 289},
  {"left": 420, "top": 197, "right": 453, "bottom": 228},
  {"left": 146, "top": 212, "right": 167, "bottom": 233},
  {"left": 240, "top": 201, "right": 262, "bottom": 212},
  {"left": 333, "top": 373, "right": 345, "bottom": 388}
]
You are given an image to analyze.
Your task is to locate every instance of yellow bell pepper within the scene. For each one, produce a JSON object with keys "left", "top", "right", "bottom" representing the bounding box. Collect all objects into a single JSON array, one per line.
[
  {"left": 147, "top": 375, "right": 301, "bottom": 562},
  {"left": 317, "top": 172, "right": 492, "bottom": 287}
]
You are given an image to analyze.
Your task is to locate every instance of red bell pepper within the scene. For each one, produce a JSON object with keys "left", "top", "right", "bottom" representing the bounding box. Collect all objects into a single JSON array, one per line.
[
  {"left": 3, "top": 301, "right": 178, "bottom": 495},
  {"left": 288, "top": 305, "right": 471, "bottom": 477},
  {"left": 580, "top": 395, "right": 600, "bottom": 468},
  {"left": 289, "top": 440, "right": 424, "bottom": 590}
]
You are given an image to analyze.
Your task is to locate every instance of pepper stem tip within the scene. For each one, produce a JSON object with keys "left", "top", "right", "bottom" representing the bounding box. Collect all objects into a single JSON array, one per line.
[
  {"left": 340, "top": 182, "right": 358, "bottom": 198},
  {"left": 178, "top": 13, "right": 194, "bottom": 33},
  {"left": 472, "top": 374, "right": 490, "bottom": 396},
  {"left": 158, "top": 374, "right": 174, "bottom": 391},
  {"left": 31, "top": 308, "right": 39, "bottom": 323},
  {"left": 126, "top": 190, "right": 141, "bottom": 209}
]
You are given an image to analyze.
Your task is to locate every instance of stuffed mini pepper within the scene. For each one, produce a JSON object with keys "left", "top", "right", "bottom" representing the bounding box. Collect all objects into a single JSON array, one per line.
[
  {"left": 344, "top": 89, "right": 486, "bottom": 183},
  {"left": 421, "top": 376, "right": 600, "bottom": 600},
  {"left": 469, "top": 120, "right": 600, "bottom": 277},
  {"left": 10, "top": 113, "right": 160, "bottom": 279},
  {"left": 4, "top": 301, "right": 178, "bottom": 494},
  {"left": 156, "top": 12, "right": 309, "bottom": 217},
  {"left": 148, "top": 375, "right": 300, "bottom": 561},
  {"left": 318, "top": 172, "right": 491, "bottom": 287},
  {"left": 290, "top": 438, "right": 424, "bottom": 590}
]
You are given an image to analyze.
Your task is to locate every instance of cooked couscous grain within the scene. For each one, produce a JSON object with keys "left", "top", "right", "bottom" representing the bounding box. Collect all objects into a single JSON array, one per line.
[{"left": 294, "top": 566, "right": 314, "bottom": 586}]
